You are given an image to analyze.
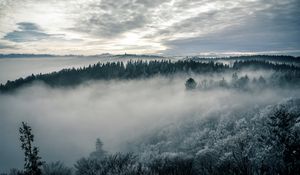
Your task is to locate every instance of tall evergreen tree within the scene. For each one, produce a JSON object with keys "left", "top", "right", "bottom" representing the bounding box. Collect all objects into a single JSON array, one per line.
[{"left": 19, "top": 122, "right": 43, "bottom": 175}]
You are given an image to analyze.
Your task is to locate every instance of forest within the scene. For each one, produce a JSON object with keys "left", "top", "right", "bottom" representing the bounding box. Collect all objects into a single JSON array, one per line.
[
  {"left": 189, "top": 55, "right": 300, "bottom": 64},
  {"left": 1, "top": 57, "right": 300, "bottom": 92},
  {"left": 2, "top": 96, "right": 300, "bottom": 175},
  {"left": 0, "top": 55, "right": 299, "bottom": 175}
]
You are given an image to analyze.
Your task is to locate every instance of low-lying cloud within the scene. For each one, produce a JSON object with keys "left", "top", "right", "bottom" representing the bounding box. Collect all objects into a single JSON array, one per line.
[{"left": 0, "top": 73, "right": 299, "bottom": 171}]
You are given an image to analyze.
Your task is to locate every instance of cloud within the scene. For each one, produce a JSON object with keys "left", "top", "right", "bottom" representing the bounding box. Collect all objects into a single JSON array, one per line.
[
  {"left": 0, "top": 42, "right": 15, "bottom": 49},
  {"left": 3, "top": 22, "right": 65, "bottom": 42},
  {"left": 70, "top": 0, "right": 171, "bottom": 38},
  {"left": 68, "top": 0, "right": 300, "bottom": 54},
  {"left": 17, "top": 22, "right": 40, "bottom": 31},
  {"left": 0, "top": 0, "right": 299, "bottom": 55},
  {"left": 161, "top": 0, "right": 300, "bottom": 55}
]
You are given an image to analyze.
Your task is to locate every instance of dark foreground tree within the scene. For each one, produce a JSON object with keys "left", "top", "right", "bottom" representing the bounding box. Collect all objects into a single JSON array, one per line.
[
  {"left": 185, "top": 78, "right": 197, "bottom": 90},
  {"left": 19, "top": 122, "right": 43, "bottom": 175}
]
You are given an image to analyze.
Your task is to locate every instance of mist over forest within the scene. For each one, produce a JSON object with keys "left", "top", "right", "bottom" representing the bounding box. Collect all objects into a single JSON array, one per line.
[
  {"left": 0, "top": 55, "right": 299, "bottom": 175},
  {"left": 1, "top": 0, "right": 300, "bottom": 173}
]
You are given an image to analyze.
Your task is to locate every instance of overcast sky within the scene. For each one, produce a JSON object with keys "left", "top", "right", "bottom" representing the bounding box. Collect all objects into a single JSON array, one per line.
[{"left": 0, "top": 0, "right": 299, "bottom": 55}]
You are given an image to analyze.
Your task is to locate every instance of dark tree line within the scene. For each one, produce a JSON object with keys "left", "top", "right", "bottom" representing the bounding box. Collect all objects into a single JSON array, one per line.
[
  {"left": 185, "top": 71, "right": 300, "bottom": 91},
  {"left": 1, "top": 59, "right": 299, "bottom": 92},
  {"left": 1, "top": 60, "right": 229, "bottom": 92},
  {"left": 190, "top": 55, "right": 300, "bottom": 64},
  {"left": 232, "top": 60, "right": 299, "bottom": 71}
]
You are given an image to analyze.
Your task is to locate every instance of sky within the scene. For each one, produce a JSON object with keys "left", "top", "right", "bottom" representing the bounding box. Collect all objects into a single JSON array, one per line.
[{"left": 0, "top": 0, "right": 299, "bottom": 55}]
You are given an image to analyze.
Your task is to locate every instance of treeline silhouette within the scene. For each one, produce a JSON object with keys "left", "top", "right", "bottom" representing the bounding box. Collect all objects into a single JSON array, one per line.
[
  {"left": 1, "top": 59, "right": 299, "bottom": 92},
  {"left": 185, "top": 70, "right": 300, "bottom": 91},
  {"left": 0, "top": 54, "right": 55, "bottom": 58},
  {"left": 190, "top": 55, "right": 300, "bottom": 63}
]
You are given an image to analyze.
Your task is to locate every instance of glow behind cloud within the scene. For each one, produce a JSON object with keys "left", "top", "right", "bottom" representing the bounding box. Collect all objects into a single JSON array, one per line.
[{"left": 0, "top": 0, "right": 299, "bottom": 55}]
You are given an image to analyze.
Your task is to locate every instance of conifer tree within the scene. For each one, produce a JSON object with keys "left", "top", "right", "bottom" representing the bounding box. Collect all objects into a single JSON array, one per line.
[
  {"left": 19, "top": 122, "right": 43, "bottom": 175},
  {"left": 185, "top": 78, "right": 197, "bottom": 90}
]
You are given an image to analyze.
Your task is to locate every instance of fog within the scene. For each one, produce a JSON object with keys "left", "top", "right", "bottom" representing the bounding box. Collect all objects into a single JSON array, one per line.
[
  {"left": 0, "top": 72, "right": 299, "bottom": 171},
  {"left": 0, "top": 56, "right": 173, "bottom": 84},
  {"left": 0, "top": 56, "right": 103, "bottom": 84}
]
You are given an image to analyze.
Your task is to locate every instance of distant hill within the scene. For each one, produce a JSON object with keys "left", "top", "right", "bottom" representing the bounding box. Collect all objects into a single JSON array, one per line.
[
  {"left": 0, "top": 54, "right": 56, "bottom": 58},
  {"left": 113, "top": 53, "right": 164, "bottom": 58},
  {"left": 0, "top": 53, "right": 165, "bottom": 59}
]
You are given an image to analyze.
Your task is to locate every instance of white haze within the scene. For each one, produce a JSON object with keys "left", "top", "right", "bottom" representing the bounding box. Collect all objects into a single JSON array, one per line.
[
  {"left": 0, "top": 74, "right": 299, "bottom": 171},
  {"left": 0, "top": 56, "right": 174, "bottom": 84},
  {"left": 0, "top": 56, "right": 103, "bottom": 84}
]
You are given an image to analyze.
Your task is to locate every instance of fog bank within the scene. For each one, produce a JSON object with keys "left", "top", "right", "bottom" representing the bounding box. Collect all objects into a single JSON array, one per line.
[{"left": 0, "top": 75, "right": 299, "bottom": 171}]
